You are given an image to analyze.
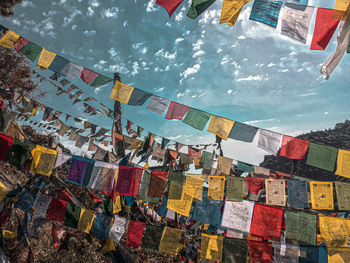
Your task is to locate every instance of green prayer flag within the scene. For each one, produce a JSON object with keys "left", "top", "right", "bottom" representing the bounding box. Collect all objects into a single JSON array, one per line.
[
  {"left": 63, "top": 203, "right": 81, "bottom": 229},
  {"left": 285, "top": 210, "right": 316, "bottom": 246},
  {"left": 237, "top": 161, "right": 254, "bottom": 172},
  {"left": 182, "top": 108, "right": 211, "bottom": 131},
  {"left": 187, "top": 0, "right": 216, "bottom": 19},
  {"left": 21, "top": 42, "right": 42, "bottom": 62},
  {"left": 167, "top": 172, "right": 185, "bottom": 184},
  {"left": 6, "top": 139, "right": 34, "bottom": 169},
  {"left": 137, "top": 126, "right": 144, "bottom": 137},
  {"left": 140, "top": 225, "right": 163, "bottom": 252},
  {"left": 226, "top": 177, "right": 244, "bottom": 201},
  {"left": 200, "top": 151, "right": 214, "bottom": 170},
  {"left": 335, "top": 182, "right": 350, "bottom": 210},
  {"left": 161, "top": 137, "right": 170, "bottom": 149},
  {"left": 168, "top": 181, "right": 183, "bottom": 200},
  {"left": 138, "top": 171, "right": 159, "bottom": 204},
  {"left": 223, "top": 237, "right": 248, "bottom": 263},
  {"left": 306, "top": 142, "right": 337, "bottom": 172},
  {"left": 0, "top": 25, "right": 7, "bottom": 31},
  {"left": 180, "top": 153, "right": 193, "bottom": 165},
  {"left": 90, "top": 75, "right": 112, "bottom": 88}
]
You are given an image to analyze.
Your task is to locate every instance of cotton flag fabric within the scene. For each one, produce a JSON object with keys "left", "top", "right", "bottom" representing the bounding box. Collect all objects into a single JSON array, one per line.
[
  {"left": 249, "top": 240, "right": 273, "bottom": 262},
  {"left": 306, "top": 142, "right": 337, "bottom": 172},
  {"left": 167, "top": 185, "right": 194, "bottom": 217},
  {"left": 208, "top": 175, "right": 225, "bottom": 200},
  {"left": 220, "top": 0, "right": 250, "bottom": 26},
  {"left": 0, "top": 133, "right": 13, "bottom": 161},
  {"left": 15, "top": 189, "right": 36, "bottom": 212},
  {"left": 254, "top": 166, "right": 270, "bottom": 176},
  {"left": 207, "top": 115, "right": 235, "bottom": 140},
  {"left": 184, "top": 174, "right": 204, "bottom": 201},
  {"left": 265, "top": 179, "right": 286, "bottom": 206},
  {"left": 333, "top": 0, "right": 350, "bottom": 19},
  {"left": 257, "top": 129, "right": 282, "bottom": 155},
  {"left": 48, "top": 55, "right": 70, "bottom": 73},
  {"left": 285, "top": 210, "right": 316, "bottom": 246},
  {"left": 328, "top": 248, "right": 350, "bottom": 263},
  {"left": 336, "top": 149, "right": 350, "bottom": 178},
  {"left": 335, "top": 182, "right": 350, "bottom": 210},
  {"left": 140, "top": 225, "right": 163, "bottom": 252},
  {"left": 91, "top": 212, "right": 112, "bottom": 241},
  {"left": 228, "top": 122, "right": 258, "bottom": 142},
  {"left": 109, "top": 81, "right": 134, "bottom": 104},
  {"left": 187, "top": 147, "right": 201, "bottom": 158},
  {"left": 61, "top": 62, "right": 83, "bottom": 80},
  {"left": 221, "top": 200, "right": 254, "bottom": 234},
  {"left": 87, "top": 161, "right": 118, "bottom": 193},
  {"left": 80, "top": 68, "right": 98, "bottom": 84},
  {"left": 187, "top": 0, "right": 216, "bottom": 19},
  {"left": 217, "top": 155, "right": 233, "bottom": 175},
  {"left": 311, "top": 8, "right": 340, "bottom": 50},
  {"left": 126, "top": 221, "right": 146, "bottom": 248},
  {"left": 146, "top": 96, "right": 170, "bottom": 116},
  {"left": 127, "top": 88, "right": 151, "bottom": 106},
  {"left": 138, "top": 171, "right": 159, "bottom": 204},
  {"left": 182, "top": 108, "right": 211, "bottom": 131},
  {"left": 0, "top": 30, "right": 19, "bottom": 48},
  {"left": 156, "top": 0, "right": 184, "bottom": 17},
  {"left": 192, "top": 190, "right": 222, "bottom": 226},
  {"left": 68, "top": 156, "right": 94, "bottom": 186},
  {"left": 21, "top": 42, "right": 42, "bottom": 62},
  {"left": 33, "top": 194, "right": 52, "bottom": 218},
  {"left": 159, "top": 227, "right": 182, "bottom": 255},
  {"left": 245, "top": 177, "right": 264, "bottom": 195},
  {"left": 273, "top": 243, "right": 299, "bottom": 263},
  {"left": 38, "top": 48, "right": 56, "bottom": 68},
  {"left": 226, "top": 176, "right": 244, "bottom": 201},
  {"left": 46, "top": 198, "right": 67, "bottom": 223},
  {"left": 109, "top": 216, "right": 127, "bottom": 243},
  {"left": 30, "top": 145, "right": 57, "bottom": 176},
  {"left": 299, "top": 245, "right": 328, "bottom": 263},
  {"left": 237, "top": 161, "right": 254, "bottom": 172},
  {"left": 115, "top": 166, "right": 141, "bottom": 196},
  {"left": 14, "top": 37, "right": 29, "bottom": 52},
  {"left": 281, "top": 4, "right": 315, "bottom": 43},
  {"left": 201, "top": 234, "right": 223, "bottom": 262},
  {"left": 77, "top": 208, "right": 95, "bottom": 234},
  {"left": 223, "top": 238, "right": 248, "bottom": 263},
  {"left": 200, "top": 151, "right": 214, "bottom": 170},
  {"left": 280, "top": 135, "right": 309, "bottom": 159},
  {"left": 250, "top": 204, "right": 284, "bottom": 241},
  {"left": 310, "top": 181, "right": 334, "bottom": 210},
  {"left": 148, "top": 171, "right": 168, "bottom": 198},
  {"left": 90, "top": 75, "right": 112, "bottom": 88},
  {"left": 249, "top": 0, "right": 283, "bottom": 28},
  {"left": 319, "top": 216, "right": 350, "bottom": 248},
  {"left": 287, "top": 179, "right": 309, "bottom": 208},
  {"left": 63, "top": 203, "right": 81, "bottom": 229}
]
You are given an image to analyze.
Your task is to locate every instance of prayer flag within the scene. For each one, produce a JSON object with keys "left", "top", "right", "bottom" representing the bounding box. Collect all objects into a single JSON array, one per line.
[
  {"left": 333, "top": 0, "right": 350, "bottom": 17},
  {"left": 182, "top": 108, "right": 211, "bottom": 131},
  {"left": 328, "top": 248, "right": 350, "bottom": 263},
  {"left": 309, "top": 181, "right": 334, "bottom": 210},
  {"left": 285, "top": 210, "right": 317, "bottom": 245},
  {"left": 168, "top": 180, "right": 184, "bottom": 200},
  {"left": 0, "top": 30, "right": 19, "bottom": 48},
  {"left": 61, "top": 62, "right": 83, "bottom": 80},
  {"left": 254, "top": 166, "right": 270, "bottom": 176},
  {"left": 48, "top": 55, "right": 70, "bottom": 73},
  {"left": 208, "top": 175, "right": 225, "bottom": 200},
  {"left": 14, "top": 37, "right": 29, "bottom": 52},
  {"left": 126, "top": 220, "right": 145, "bottom": 248},
  {"left": 250, "top": 203, "right": 283, "bottom": 241},
  {"left": 127, "top": 88, "right": 151, "bottom": 106},
  {"left": 63, "top": 203, "right": 81, "bottom": 229},
  {"left": 335, "top": 182, "right": 350, "bottom": 210},
  {"left": 38, "top": 48, "right": 56, "bottom": 68},
  {"left": 299, "top": 245, "right": 328, "bottom": 263},
  {"left": 165, "top": 101, "right": 189, "bottom": 120},
  {"left": 245, "top": 177, "right": 264, "bottom": 195},
  {"left": 159, "top": 227, "right": 182, "bottom": 255},
  {"left": 265, "top": 179, "right": 286, "bottom": 206},
  {"left": 91, "top": 212, "right": 112, "bottom": 241},
  {"left": 226, "top": 176, "right": 244, "bottom": 201},
  {"left": 156, "top": 0, "right": 184, "bottom": 17},
  {"left": 192, "top": 189, "right": 222, "bottom": 226},
  {"left": 188, "top": 147, "right": 201, "bottom": 158},
  {"left": 319, "top": 215, "right": 350, "bottom": 248},
  {"left": 140, "top": 225, "right": 163, "bottom": 252},
  {"left": 30, "top": 145, "right": 57, "bottom": 176},
  {"left": 311, "top": 8, "right": 340, "bottom": 50},
  {"left": 217, "top": 155, "right": 233, "bottom": 175},
  {"left": 237, "top": 161, "right": 254, "bottom": 172},
  {"left": 46, "top": 198, "right": 67, "bottom": 223},
  {"left": 221, "top": 200, "right": 254, "bottom": 234},
  {"left": 138, "top": 171, "right": 159, "bottom": 203},
  {"left": 109, "top": 216, "right": 127, "bottom": 243},
  {"left": 6, "top": 139, "right": 33, "bottom": 169},
  {"left": 200, "top": 234, "right": 223, "bottom": 262},
  {"left": 248, "top": 240, "right": 273, "bottom": 262},
  {"left": 223, "top": 238, "right": 248, "bottom": 263},
  {"left": 200, "top": 151, "right": 214, "bottom": 170},
  {"left": 287, "top": 179, "right": 309, "bottom": 208},
  {"left": 80, "top": 68, "right": 98, "bottom": 84},
  {"left": 87, "top": 161, "right": 118, "bottom": 193},
  {"left": 281, "top": 4, "right": 315, "bottom": 43},
  {"left": 148, "top": 171, "right": 168, "bottom": 198},
  {"left": 33, "top": 194, "right": 52, "bottom": 218},
  {"left": 336, "top": 149, "right": 350, "bottom": 178},
  {"left": 115, "top": 166, "right": 142, "bottom": 196},
  {"left": 207, "top": 115, "right": 235, "bottom": 140},
  {"left": 109, "top": 81, "right": 134, "bottom": 104},
  {"left": 187, "top": 0, "right": 216, "bottom": 19},
  {"left": 185, "top": 173, "right": 204, "bottom": 201},
  {"left": 280, "top": 135, "right": 309, "bottom": 159},
  {"left": 257, "top": 129, "right": 282, "bottom": 155},
  {"left": 146, "top": 96, "right": 170, "bottom": 115},
  {"left": 180, "top": 153, "right": 193, "bottom": 165},
  {"left": 77, "top": 208, "right": 95, "bottom": 234},
  {"left": 90, "top": 74, "right": 112, "bottom": 88},
  {"left": 167, "top": 185, "right": 193, "bottom": 217},
  {"left": 273, "top": 243, "right": 299, "bottom": 263},
  {"left": 228, "top": 121, "right": 258, "bottom": 142},
  {"left": 15, "top": 188, "right": 36, "bottom": 212},
  {"left": 220, "top": 0, "right": 250, "bottom": 26},
  {"left": 0, "top": 133, "right": 13, "bottom": 161},
  {"left": 249, "top": 0, "right": 283, "bottom": 28},
  {"left": 306, "top": 142, "right": 337, "bottom": 171},
  {"left": 68, "top": 156, "right": 94, "bottom": 186}
]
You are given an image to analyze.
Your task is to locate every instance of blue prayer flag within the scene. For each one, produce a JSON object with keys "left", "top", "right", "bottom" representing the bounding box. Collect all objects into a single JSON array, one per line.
[{"left": 249, "top": 0, "right": 283, "bottom": 28}]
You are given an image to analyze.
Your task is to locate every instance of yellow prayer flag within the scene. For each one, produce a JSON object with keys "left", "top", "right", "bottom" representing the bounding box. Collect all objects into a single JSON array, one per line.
[
  {"left": 0, "top": 30, "right": 19, "bottom": 49},
  {"left": 200, "top": 234, "right": 223, "bottom": 262},
  {"left": 208, "top": 175, "right": 225, "bottom": 200},
  {"left": 113, "top": 195, "right": 122, "bottom": 214},
  {"left": 159, "top": 227, "right": 183, "bottom": 255},
  {"left": 77, "top": 208, "right": 96, "bottom": 234},
  {"left": 2, "top": 230, "right": 17, "bottom": 239},
  {"left": 336, "top": 149, "right": 350, "bottom": 178},
  {"left": 328, "top": 248, "right": 350, "bottom": 263},
  {"left": 185, "top": 174, "right": 204, "bottom": 201},
  {"left": 207, "top": 115, "right": 235, "bottom": 140},
  {"left": 319, "top": 216, "right": 350, "bottom": 248},
  {"left": 38, "top": 48, "right": 56, "bottom": 68},
  {"left": 167, "top": 185, "right": 193, "bottom": 217},
  {"left": 0, "top": 182, "right": 7, "bottom": 203},
  {"left": 30, "top": 145, "right": 57, "bottom": 176},
  {"left": 334, "top": 0, "right": 349, "bottom": 12},
  {"left": 109, "top": 81, "right": 134, "bottom": 104},
  {"left": 310, "top": 181, "right": 334, "bottom": 210},
  {"left": 220, "top": 0, "right": 250, "bottom": 26},
  {"left": 217, "top": 155, "right": 233, "bottom": 175},
  {"left": 101, "top": 237, "right": 116, "bottom": 254}
]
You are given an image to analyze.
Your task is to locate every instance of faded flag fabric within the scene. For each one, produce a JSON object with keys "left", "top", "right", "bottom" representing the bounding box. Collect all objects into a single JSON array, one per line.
[
  {"left": 192, "top": 189, "right": 222, "bottom": 226},
  {"left": 115, "top": 166, "right": 141, "bottom": 196},
  {"left": 223, "top": 237, "right": 248, "bottom": 263},
  {"left": 68, "top": 156, "right": 94, "bottom": 186},
  {"left": 148, "top": 171, "right": 168, "bottom": 198},
  {"left": 19, "top": 42, "right": 42, "bottom": 62},
  {"left": 80, "top": 68, "right": 98, "bottom": 84},
  {"left": 248, "top": 240, "right": 273, "bottom": 262},
  {"left": 200, "top": 234, "right": 223, "bottom": 262},
  {"left": 0, "top": 30, "right": 19, "bottom": 48},
  {"left": 77, "top": 208, "right": 95, "bottom": 234},
  {"left": 128, "top": 88, "right": 151, "bottom": 106},
  {"left": 273, "top": 243, "right": 299, "bottom": 263},
  {"left": 109, "top": 81, "right": 134, "bottom": 104},
  {"left": 63, "top": 203, "right": 81, "bottom": 229},
  {"left": 319, "top": 215, "right": 350, "bottom": 248},
  {"left": 140, "top": 225, "right": 163, "bottom": 252},
  {"left": 188, "top": 147, "right": 201, "bottom": 158},
  {"left": 237, "top": 161, "right": 254, "bottom": 172},
  {"left": 182, "top": 108, "right": 211, "bottom": 131},
  {"left": 54, "top": 152, "right": 71, "bottom": 168},
  {"left": 61, "top": 62, "right": 83, "bottom": 80},
  {"left": 109, "top": 216, "right": 127, "bottom": 243},
  {"left": 226, "top": 176, "right": 244, "bottom": 201},
  {"left": 217, "top": 155, "right": 233, "bottom": 175},
  {"left": 299, "top": 245, "right": 328, "bottom": 263},
  {"left": 91, "top": 212, "right": 112, "bottom": 241},
  {"left": 280, "top": 135, "right": 310, "bottom": 159},
  {"left": 167, "top": 185, "right": 193, "bottom": 217},
  {"left": 249, "top": 0, "right": 283, "bottom": 28},
  {"left": 245, "top": 177, "right": 264, "bottom": 195},
  {"left": 309, "top": 181, "right": 334, "bottom": 210},
  {"left": 336, "top": 149, "right": 350, "bottom": 178},
  {"left": 220, "top": 0, "right": 250, "bottom": 26},
  {"left": 200, "top": 151, "right": 214, "bottom": 170},
  {"left": 87, "top": 161, "right": 118, "bottom": 193},
  {"left": 15, "top": 188, "right": 37, "bottom": 212},
  {"left": 30, "top": 145, "right": 57, "bottom": 176},
  {"left": 33, "top": 194, "right": 52, "bottom": 218},
  {"left": 126, "top": 220, "right": 146, "bottom": 248},
  {"left": 159, "top": 227, "right": 182, "bottom": 255},
  {"left": 46, "top": 198, "right": 67, "bottom": 223},
  {"left": 257, "top": 129, "right": 282, "bottom": 155},
  {"left": 207, "top": 115, "right": 235, "bottom": 140},
  {"left": 0, "top": 133, "right": 13, "bottom": 161},
  {"left": 165, "top": 101, "right": 190, "bottom": 120},
  {"left": 48, "top": 55, "right": 70, "bottom": 73},
  {"left": 335, "top": 182, "right": 350, "bottom": 210},
  {"left": 328, "top": 248, "right": 350, "bottom": 263},
  {"left": 265, "top": 179, "right": 286, "bottom": 206},
  {"left": 187, "top": 0, "right": 216, "bottom": 19},
  {"left": 306, "top": 142, "right": 337, "bottom": 172},
  {"left": 138, "top": 171, "right": 159, "bottom": 204},
  {"left": 156, "top": 0, "right": 184, "bottom": 17},
  {"left": 90, "top": 75, "right": 112, "bottom": 88},
  {"left": 228, "top": 121, "right": 258, "bottom": 142},
  {"left": 208, "top": 175, "right": 225, "bottom": 200},
  {"left": 146, "top": 96, "right": 170, "bottom": 116},
  {"left": 287, "top": 179, "right": 309, "bottom": 208},
  {"left": 285, "top": 210, "right": 317, "bottom": 245},
  {"left": 38, "top": 48, "right": 56, "bottom": 68},
  {"left": 221, "top": 200, "right": 254, "bottom": 234},
  {"left": 184, "top": 173, "right": 204, "bottom": 201}
]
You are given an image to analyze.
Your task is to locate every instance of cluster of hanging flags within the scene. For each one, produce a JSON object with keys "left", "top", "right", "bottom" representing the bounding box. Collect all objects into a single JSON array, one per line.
[{"left": 2, "top": 131, "right": 350, "bottom": 261}]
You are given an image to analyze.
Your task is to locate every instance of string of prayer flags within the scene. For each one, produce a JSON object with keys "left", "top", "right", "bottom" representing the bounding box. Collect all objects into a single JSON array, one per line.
[
  {"left": 109, "top": 81, "right": 134, "bottom": 104},
  {"left": 187, "top": 0, "right": 216, "bottom": 19},
  {"left": 265, "top": 179, "right": 286, "bottom": 206},
  {"left": 77, "top": 208, "right": 95, "bottom": 234},
  {"left": 0, "top": 30, "right": 19, "bottom": 49},
  {"left": 207, "top": 115, "right": 235, "bottom": 140},
  {"left": 159, "top": 227, "right": 182, "bottom": 255},
  {"left": 250, "top": 204, "right": 283, "bottom": 241},
  {"left": 182, "top": 108, "right": 211, "bottom": 131},
  {"left": 281, "top": 4, "right": 315, "bottom": 44},
  {"left": 200, "top": 234, "right": 223, "bottom": 262},
  {"left": 156, "top": 0, "right": 184, "bottom": 17},
  {"left": 127, "top": 88, "right": 152, "bottom": 106},
  {"left": 245, "top": 177, "right": 264, "bottom": 195},
  {"left": 280, "top": 135, "right": 309, "bottom": 159},
  {"left": 126, "top": 220, "right": 146, "bottom": 248},
  {"left": 46, "top": 198, "right": 67, "bottom": 223},
  {"left": 219, "top": 0, "right": 250, "bottom": 26},
  {"left": 285, "top": 210, "right": 317, "bottom": 246},
  {"left": 0, "top": 133, "right": 13, "bottom": 161},
  {"left": 91, "top": 212, "right": 112, "bottom": 241},
  {"left": 48, "top": 55, "right": 70, "bottom": 74},
  {"left": 335, "top": 149, "right": 350, "bottom": 178},
  {"left": 192, "top": 189, "right": 222, "bottom": 226},
  {"left": 146, "top": 96, "right": 169, "bottom": 116},
  {"left": 148, "top": 171, "right": 168, "bottom": 198},
  {"left": 249, "top": 0, "right": 283, "bottom": 28},
  {"left": 310, "top": 8, "right": 340, "bottom": 50},
  {"left": 257, "top": 129, "right": 282, "bottom": 155},
  {"left": 166, "top": 185, "right": 193, "bottom": 217},
  {"left": 217, "top": 155, "right": 232, "bottom": 175},
  {"left": 228, "top": 121, "right": 258, "bottom": 142},
  {"left": 309, "top": 181, "right": 334, "bottom": 210},
  {"left": 109, "top": 216, "right": 127, "bottom": 243},
  {"left": 335, "top": 182, "right": 350, "bottom": 210},
  {"left": 306, "top": 142, "right": 337, "bottom": 172},
  {"left": 68, "top": 156, "right": 94, "bottom": 186},
  {"left": 63, "top": 203, "right": 81, "bottom": 229},
  {"left": 319, "top": 216, "right": 350, "bottom": 248},
  {"left": 87, "top": 161, "right": 118, "bottom": 193},
  {"left": 38, "top": 48, "right": 56, "bottom": 69},
  {"left": 221, "top": 200, "right": 254, "bottom": 234},
  {"left": 286, "top": 179, "right": 310, "bottom": 208},
  {"left": 61, "top": 62, "right": 83, "bottom": 80},
  {"left": 165, "top": 101, "right": 189, "bottom": 120},
  {"left": 30, "top": 145, "right": 57, "bottom": 176},
  {"left": 208, "top": 175, "right": 225, "bottom": 200},
  {"left": 140, "top": 225, "right": 163, "bottom": 252}
]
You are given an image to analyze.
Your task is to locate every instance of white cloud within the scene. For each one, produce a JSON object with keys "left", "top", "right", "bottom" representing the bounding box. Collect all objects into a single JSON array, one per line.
[
  {"left": 155, "top": 49, "right": 177, "bottom": 60},
  {"left": 131, "top": 61, "right": 140, "bottom": 75},
  {"left": 108, "top": 47, "right": 118, "bottom": 57},
  {"left": 193, "top": 39, "right": 204, "bottom": 51},
  {"left": 175, "top": 6, "right": 186, "bottom": 22},
  {"left": 154, "top": 87, "right": 165, "bottom": 92},
  {"left": 238, "top": 35, "right": 246, "bottom": 40},
  {"left": 89, "top": 0, "right": 100, "bottom": 7},
  {"left": 102, "top": 7, "right": 119, "bottom": 18},
  {"left": 192, "top": 50, "right": 205, "bottom": 58},
  {"left": 267, "top": 63, "right": 275, "bottom": 67},
  {"left": 236, "top": 75, "right": 265, "bottom": 81},
  {"left": 83, "top": 30, "right": 96, "bottom": 36},
  {"left": 181, "top": 64, "right": 201, "bottom": 78},
  {"left": 175, "top": 37, "right": 184, "bottom": 44},
  {"left": 87, "top": 7, "right": 94, "bottom": 16},
  {"left": 221, "top": 56, "right": 229, "bottom": 65},
  {"left": 146, "top": 0, "right": 157, "bottom": 12}
]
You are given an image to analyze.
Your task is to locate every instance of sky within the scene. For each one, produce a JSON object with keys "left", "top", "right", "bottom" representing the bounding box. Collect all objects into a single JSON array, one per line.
[{"left": 1, "top": 0, "right": 350, "bottom": 165}]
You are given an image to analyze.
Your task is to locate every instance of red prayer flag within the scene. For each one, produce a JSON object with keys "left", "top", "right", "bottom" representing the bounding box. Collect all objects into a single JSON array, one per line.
[
  {"left": 58, "top": 189, "right": 72, "bottom": 203},
  {"left": 126, "top": 221, "right": 146, "bottom": 248},
  {"left": 46, "top": 198, "right": 67, "bottom": 223},
  {"left": 245, "top": 177, "right": 264, "bottom": 195},
  {"left": 0, "top": 133, "right": 13, "bottom": 161},
  {"left": 51, "top": 223, "right": 66, "bottom": 248},
  {"left": 165, "top": 101, "right": 190, "bottom": 120},
  {"left": 280, "top": 135, "right": 309, "bottom": 160},
  {"left": 311, "top": 8, "right": 340, "bottom": 50},
  {"left": 250, "top": 204, "right": 283, "bottom": 241},
  {"left": 115, "top": 166, "right": 137, "bottom": 196},
  {"left": 148, "top": 171, "right": 168, "bottom": 198},
  {"left": 248, "top": 240, "right": 273, "bottom": 262},
  {"left": 188, "top": 147, "right": 202, "bottom": 158},
  {"left": 156, "top": 0, "right": 184, "bottom": 17},
  {"left": 132, "top": 169, "right": 143, "bottom": 198},
  {"left": 80, "top": 68, "right": 99, "bottom": 84},
  {"left": 14, "top": 37, "right": 30, "bottom": 53}
]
